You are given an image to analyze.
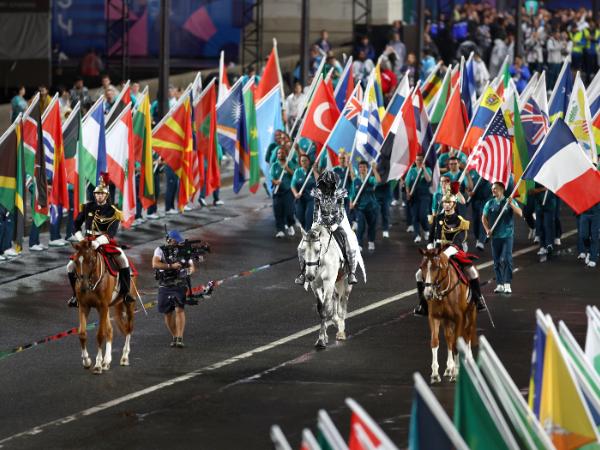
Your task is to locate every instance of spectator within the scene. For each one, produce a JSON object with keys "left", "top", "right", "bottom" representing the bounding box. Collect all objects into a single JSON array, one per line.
[
  {"left": 58, "top": 86, "right": 72, "bottom": 121},
  {"left": 489, "top": 34, "right": 513, "bottom": 78},
  {"left": 472, "top": 51, "right": 490, "bottom": 96},
  {"left": 80, "top": 48, "right": 103, "bottom": 80},
  {"left": 524, "top": 30, "right": 544, "bottom": 75},
  {"left": 547, "top": 29, "right": 568, "bottom": 88},
  {"left": 510, "top": 55, "right": 531, "bottom": 93},
  {"left": 420, "top": 49, "right": 436, "bottom": 83},
  {"left": 39, "top": 85, "right": 52, "bottom": 114},
  {"left": 584, "top": 20, "right": 600, "bottom": 82},
  {"left": 70, "top": 77, "right": 92, "bottom": 112},
  {"left": 352, "top": 50, "right": 375, "bottom": 85},
  {"left": 315, "top": 29, "right": 331, "bottom": 53},
  {"left": 101, "top": 74, "right": 117, "bottom": 94},
  {"left": 387, "top": 31, "right": 407, "bottom": 70},
  {"left": 355, "top": 36, "right": 376, "bottom": 62},
  {"left": 11, "top": 86, "right": 27, "bottom": 122},
  {"left": 286, "top": 82, "right": 306, "bottom": 129},
  {"left": 569, "top": 23, "right": 586, "bottom": 72},
  {"left": 401, "top": 53, "right": 418, "bottom": 88},
  {"left": 103, "top": 86, "right": 116, "bottom": 115},
  {"left": 309, "top": 45, "right": 324, "bottom": 77},
  {"left": 379, "top": 57, "right": 398, "bottom": 98},
  {"left": 130, "top": 81, "right": 140, "bottom": 107}
]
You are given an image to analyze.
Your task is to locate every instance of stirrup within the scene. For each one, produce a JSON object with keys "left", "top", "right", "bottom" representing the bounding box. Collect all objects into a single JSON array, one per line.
[
  {"left": 67, "top": 296, "right": 78, "bottom": 308},
  {"left": 476, "top": 297, "right": 487, "bottom": 312}
]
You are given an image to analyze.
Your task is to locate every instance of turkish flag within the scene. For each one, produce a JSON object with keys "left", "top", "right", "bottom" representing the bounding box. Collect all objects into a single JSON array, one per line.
[{"left": 300, "top": 78, "right": 340, "bottom": 150}]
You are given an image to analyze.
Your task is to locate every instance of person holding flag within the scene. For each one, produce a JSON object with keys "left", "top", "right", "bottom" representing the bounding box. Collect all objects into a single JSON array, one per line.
[
  {"left": 350, "top": 161, "right": 382, "bottom": 252},
  {"left": 405, "top": 154, "right": 432, "bottom": 244},
  {"left": 291, "top": 153, "right": 318, "bottom": 232},
  {"left": 270, "top": 148, "right": 296, "bottom": 238}
]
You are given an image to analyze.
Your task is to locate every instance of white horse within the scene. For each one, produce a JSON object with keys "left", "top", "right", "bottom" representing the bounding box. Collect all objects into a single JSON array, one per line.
[{"left": 300, "top": 223, "right": 365, "bottom": 348}]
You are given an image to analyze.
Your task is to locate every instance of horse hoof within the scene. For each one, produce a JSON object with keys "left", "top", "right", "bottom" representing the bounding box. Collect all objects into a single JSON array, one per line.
[
  {"left": 315, "top": 339, "right": 327, "bottom": 349},
  {"left": 336, "top": 331, "right": 346, "bottom": 340},
  {"left": 92, "top": 366, "right": 103, "bottom": 375},
  {"left": 102, "top": 363, "right": 110, "bottom": 371},
  {"left": 444, "top": 368, "right": 454, "bottom": 377},
  {"left": 120, "top": 357, "right": 129, "bottom": 366},
  {"left": 82, "top": 358, "right": 92, "bottom": 369},
  {"left": 449, "top": 376, "right": 456, "bottom": 383},
  {"left": 430, "top": 375, "right": 441, "bottom": 384}
]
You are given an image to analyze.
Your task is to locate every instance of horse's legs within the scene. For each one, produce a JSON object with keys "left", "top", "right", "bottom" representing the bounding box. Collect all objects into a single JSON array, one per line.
[
  {"left": 430, "top": 317, "right": 441, "bottom": 384},
  {"left": 92, "top": 305, "right": 108, "bottom": 374},
  {"left": 442, "top": 321, "right": 456, "bottom": 380},
  {"left": 79, "top": 305, "right": 92, "bottom": 369},
  {"left": 113, "top": 302, "right": 134, "bottom": 366},
  {"left": 102, "top": 306, "right": 114, "bottom": 371},
  {"left": 315, "top": 288, "right": 328, "bottom": 349},
  {"left": 335, "top": 280, "right": 351, "bottom": 341}
]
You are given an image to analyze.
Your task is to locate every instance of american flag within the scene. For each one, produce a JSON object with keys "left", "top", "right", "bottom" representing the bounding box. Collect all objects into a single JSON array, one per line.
[
  {"left": 521, "top": 97, "right": 549, "bottom": 147},
  {"left": 468, "top": 108, "right": 512, "bottom": 186}
]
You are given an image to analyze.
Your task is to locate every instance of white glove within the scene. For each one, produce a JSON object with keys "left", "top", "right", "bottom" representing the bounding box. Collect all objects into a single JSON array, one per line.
[
  {"left": 91, "top": 239, "right": 100, "bottom": 250},
  {"left": 92, "top": 235, "right": 109, "bottom": 250},
  {"left": 426, "top": 243, "right": 434, "bottom": 250},
  {"left": 74, "top": 231, "right": 84, "bottom": 242},
  {"left": 331, "top": 223, "right": 339, "bottom": 232}
]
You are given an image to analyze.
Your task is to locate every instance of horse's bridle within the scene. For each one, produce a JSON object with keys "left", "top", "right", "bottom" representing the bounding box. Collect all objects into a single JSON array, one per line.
[
  {"left": 74, "top": 249, "right": 105, "bottom": 292},
  {"left": 304, "top": 227, "right": 334, "bottom": 270},
  {"left": 424, "top": 256, "right": 461, "bottom": 301}
]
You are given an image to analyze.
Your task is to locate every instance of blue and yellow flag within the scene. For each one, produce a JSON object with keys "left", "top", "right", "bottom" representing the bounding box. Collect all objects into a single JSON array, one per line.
[{"left": 548, "top": 58, "right": 573, "bottom": 123}]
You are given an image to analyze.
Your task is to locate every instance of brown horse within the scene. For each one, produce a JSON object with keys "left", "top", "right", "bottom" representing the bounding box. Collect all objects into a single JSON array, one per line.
[
  {"left": 419, "top": 247, "right": 477, "bottom": 383},
  {"left": 71, "top": 240, "right": 135, "bottom": 374}
]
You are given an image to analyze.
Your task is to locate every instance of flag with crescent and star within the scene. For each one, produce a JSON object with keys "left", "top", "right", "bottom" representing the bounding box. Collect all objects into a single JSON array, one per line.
[{"left": 299, "top": 76, "right": 340, "bottom": 150}]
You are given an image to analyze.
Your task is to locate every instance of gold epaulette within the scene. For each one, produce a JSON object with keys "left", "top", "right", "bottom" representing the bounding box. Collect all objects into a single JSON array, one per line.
[
  {"left": 457, "top": 215, "right": 470, "bottom": 231},
  {"left": 112, "top": 205, "right": 123, "bottom": 221}
]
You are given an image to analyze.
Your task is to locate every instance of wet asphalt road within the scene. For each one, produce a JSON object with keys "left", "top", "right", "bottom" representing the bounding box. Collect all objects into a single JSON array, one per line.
[{"left": 0, "top": 188, "right": 596, "bottom": 449}]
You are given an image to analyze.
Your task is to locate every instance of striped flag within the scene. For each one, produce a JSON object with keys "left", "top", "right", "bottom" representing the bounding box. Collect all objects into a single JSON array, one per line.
[
  {"left": 334, "top": 56, "right": 354, "bottom": 111},
  {"left": 467, "top": 108, "right": 512, "bottom": 187},
  {"left": 355, "top": 75, "right": 384, "bottom": 164},
  {"left": 218, "top": 50, "right": 231, "bottom": 103}
]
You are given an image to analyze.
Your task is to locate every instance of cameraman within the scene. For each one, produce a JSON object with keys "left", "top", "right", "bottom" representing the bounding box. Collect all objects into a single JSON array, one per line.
[{"left": 152, "top": 230, "right": 195, "bottom": 348}]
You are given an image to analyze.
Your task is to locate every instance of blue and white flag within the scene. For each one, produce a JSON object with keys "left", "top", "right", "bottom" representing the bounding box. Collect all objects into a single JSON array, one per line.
[{"left": 354, "top": 75, "right": 384, "bottom": 165}]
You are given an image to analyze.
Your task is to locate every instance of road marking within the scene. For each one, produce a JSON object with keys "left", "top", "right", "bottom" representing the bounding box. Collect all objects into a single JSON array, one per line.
[{"left": 0, "top": 229, "right": 577, "bottom": 447}]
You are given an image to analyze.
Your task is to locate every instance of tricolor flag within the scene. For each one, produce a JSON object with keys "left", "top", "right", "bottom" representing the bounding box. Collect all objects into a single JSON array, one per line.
[
  {"left": 217, "top": 79, "right": 249, "bottom": 193},
  {"left": 548, "top": 57, "right": 573, "bottom": 124},
  {"left": 242, "top": 77, "right": 260, "bottom": 193},
  {"left": 334, "top": 55, "right": 354, "bottom": 111},
  {"left": 218, "top": 50, "right": 231, "bottom": 103},
  {"left": 461, "top": 86, "right": 502, "bottom": 153},
  {"left": 0, "top": 119, "right": 20, "bottom": 213},
  {"left": 80, "top": 97, "right": 108, "bottom": 188},
  {"left": 346, "top": 398, "right": 399, "bottom": 450},
  {"left": 106, "top": 105, "right": 136, "bottom": 228},
  {"left": 565, "top": 72, "right": 596, "bottom": 163},
  {"left": 382, "top": 75, "right": 410, "bottom": 137},
  {"left": 132, "top": 89, "right": 155, "bottom": 209},
  {"left": 434, "top": 85, "right": 469, "bottom": 149},
  {"left": 512, "top": 91, "right": 533, "bottom": 204},
  {"left": 429, "top": 65, "right": 452, "bottom": 125},
  {"left": 523, "top": 119, "right": 600, "bottom": 214}
]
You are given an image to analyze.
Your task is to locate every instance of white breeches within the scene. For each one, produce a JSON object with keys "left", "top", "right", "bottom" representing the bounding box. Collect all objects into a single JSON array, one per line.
[{"left": 67, "top": 247, "right": 129, "bottom": 273}]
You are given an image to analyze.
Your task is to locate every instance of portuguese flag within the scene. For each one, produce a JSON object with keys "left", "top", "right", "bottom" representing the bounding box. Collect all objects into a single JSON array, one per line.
[
  {"left": 133, "top": 90, "right": 155, "bottom": 209},
  {"left": 242, "top": 77, "right": 260, "bottom": 193},
  {"left": 194, "top": 80, "right": 220, "bottom": 198}
]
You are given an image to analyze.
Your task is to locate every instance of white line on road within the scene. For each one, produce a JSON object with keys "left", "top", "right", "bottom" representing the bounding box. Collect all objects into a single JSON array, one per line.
[{"left": 0, "top": 229, "right": 576, "bottom": 447}]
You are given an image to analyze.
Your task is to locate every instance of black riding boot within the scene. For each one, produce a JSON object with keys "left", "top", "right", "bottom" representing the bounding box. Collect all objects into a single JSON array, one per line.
[
  {"left": 67, "top": 272, "right": 78, "bottom": 308},
  {"left": 118, "top": 268, "right": 135, "bottom": 304},
  {"left": 469, "top": 278, "right": 486, "bottom": 312},
  {"left": 413, "top": 281, "right": 428, "bottom": 317}
]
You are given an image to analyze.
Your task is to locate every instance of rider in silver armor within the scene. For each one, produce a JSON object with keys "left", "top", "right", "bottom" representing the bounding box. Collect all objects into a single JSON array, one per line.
[{"left": 295, "top": 170, "right": 358, "bottom": 285}]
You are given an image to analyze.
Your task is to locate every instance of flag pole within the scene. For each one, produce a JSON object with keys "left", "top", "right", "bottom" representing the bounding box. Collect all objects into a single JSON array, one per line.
[
  {"left": 41, "top": 93, "right": 60, "bottom": 123},
  {"left": 273, "top": 38, "right": 286, "bottom": 116},
  {"left": 456, "top": 80, "right": 491, "bottom": 153},
  {"left": 287, "top": 56, "right": 327, "bottom": 137}
]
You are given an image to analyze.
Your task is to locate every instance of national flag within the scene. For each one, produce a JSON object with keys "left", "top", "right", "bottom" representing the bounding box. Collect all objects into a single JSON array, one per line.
[
  {"left": 23, "top": 94, "right": 49, "bottom": 226},
  {"left": 539, "top": 321, "right": 600, "bottom": 449},
  {"left": 382, "top": 75, "right": 409, "bottom": 137},
  {"left": 467, "top": 108, "right": 512, "bottom": 186},
  {"left": 381, "top": 90, "right": 417, "bottom": 181},
  {"left": 301, "top": 429, "right": 321, "bottom": 450},
  {"left": 565, "top": 72, "right": 596, "bottom": 163},
  {"left": 434, "top": 85, "right": 469, "bottom": 149},
  {"left": 256, "top": 87, "right": 284, "bottom": 192},
  {"left": 409, "top": 372, "right": 469, "bottom": 450},
  {"left": 80, "top": 97, "right": 107, "bottom": 189},
  {"left": 548, "top": 58, "right": 573, "bottom": 124},
  {"left": 42, "top": 98, "right": 68, "bottom": 223},
  {"left": 494, "top": 56, "right": 511, "bottom": 97},
  {"left": 523, "top": 119, "right": 600, "bottom": 214},
  {"left": 317, "top": 410, "right": 348, "bottom": 450},
  {"left": 461, "top": 86, "right": 502, "bottom": 153},
  {"left": 585, "top": 306, "right": 600, "bottom": 376},
  {"left": 218, "top": 50, "right": 231, "bottom": 103},
  {"left": 460, "top": 56, "right": 473, "bottom": 120},
  {"left": 373, "top": 60, "right": 386, "bottom": 119},
  {"left": 300, "top": 75, "right": 340, "bottom": 150},
  {"left": 0, "top": 120, "right": 20, "bottom": 212},
  {"left": 132, "top": 89, "right": 155, "bottom": 209},
  {"left": 242, "top": 78, "right": 260, "bottom": 193},
  {"left": 454, "top": 349, "right": 520, "bottom": 450},
  {"left": 105, "top": 80, "right": 131, "bottom": 129},
  {"left": 194, "top": 80, "right": 220, "bottom": 198},
  {"left": 518, "top": 71, "right": 539, "bottom": 108},
  {"left": 421, "top": 62, "right": 443, "bottom": 108},
  {"left": 588, "top": 71, "right": 600, "bottom": 117},
  {"left": 106, "top": 105, "right": 136, "bottom": 228},
  {"left": 334, "top": 55, "right": 354, "bottom": 111},
  {"left": 512, "top": 92, "right": 533, "bottom": 204},
  {"left": 465, "top": 54, "right": 477, "bottom": 105},
  {"left": 429, "top": 66, "right": 452, "bottom": 125},
  {"left": 14, "top": 119, "right": 25, "bottom": 249},
  {"left": 528, "top": 310, "right": 549, "bottom": 419},
  {"left": 326, "top": 85, "right": 362, "bottom": 167},
  {"left": 413, "top": 88, "right": 438, "bottom": 192},
  {"left": 41, "top": 94, "right": 59, "bottom": 179},
  {"left": 153, "top": 92, "right": 196, "bottom": 208},
  {"left": 477, "top": 337, "right": 554, "bottom": 450},
  {"left": 521, "top": 73, "right": 550, "bottom": 152},
  {"left": 270, "top": 425, "right": 293, "bottom": 450},
  {"left": 346, "top": 398, "right": 399, "bottom": 450},
  {"left": 217, "top": 79, "right": 249, "bottom": 193},
  {"left": 354, "top": 75, "right": 384, "bottom": 164},
  {"left": 351, "top": 424, "right": 378, "bottom": 450}
]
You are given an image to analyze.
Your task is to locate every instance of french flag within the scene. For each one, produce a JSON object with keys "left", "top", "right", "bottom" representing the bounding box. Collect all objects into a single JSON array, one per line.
[{"left": 523, "top": 119, "right": 600, "bottom": 214}]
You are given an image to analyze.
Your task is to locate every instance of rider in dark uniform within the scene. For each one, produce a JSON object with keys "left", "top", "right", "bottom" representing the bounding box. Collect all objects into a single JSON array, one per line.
[
  {"left": 295, "top": 170, "right": 358, "bottom": 285},
  {"left": 413, "top": 191, "right": 486, "bottom": 316},
  {"left": 66, "top": 177, "right": 134, "bottom": 307}
]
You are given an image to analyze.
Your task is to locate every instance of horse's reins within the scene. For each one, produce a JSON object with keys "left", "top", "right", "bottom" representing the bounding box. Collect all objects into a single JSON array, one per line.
[
  {"left": 304, "top": 227, "right": 335, "bottom": 270},
  {"left": 425, "top": 258, "right": 461, "bottom": 301}
]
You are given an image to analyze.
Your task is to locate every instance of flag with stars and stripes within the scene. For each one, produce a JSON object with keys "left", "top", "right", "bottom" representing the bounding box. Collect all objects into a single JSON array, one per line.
[
  {"left": 354, "top": 75, "right": 384, "bottom": 165},
  {"left": 467, "top": 108, "right": 512, "bottom": 187}
]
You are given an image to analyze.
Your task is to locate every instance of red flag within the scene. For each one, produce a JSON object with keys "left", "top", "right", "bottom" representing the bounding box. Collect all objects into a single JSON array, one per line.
[
  {"left": 434, "top": 86, "right": 469, "bottom": 149},
  {"left": 255, "top": 46, "right": 281, "bottom": 103},
  {"left": 42, "top": 99, "right": 68, "bottom": 210},
  {"left": 300, "top": 78, "right": 340, "bottom": 150},
  {"left": 194, "top": 80, "right": 220, "bottom": 197}
]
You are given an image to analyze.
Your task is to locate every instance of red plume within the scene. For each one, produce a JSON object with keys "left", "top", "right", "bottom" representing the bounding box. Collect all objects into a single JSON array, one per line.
[
  {"left": 100, "top": 172, "right": 110, "bottom": 185},
  {"left": 450, "top": 181, "right": 460, "bottom": 195}
]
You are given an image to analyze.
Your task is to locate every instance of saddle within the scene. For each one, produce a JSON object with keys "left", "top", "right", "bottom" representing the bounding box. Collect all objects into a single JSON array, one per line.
[
  {"left": 446, "top": 246, "right": 478, "bottom": 285},
  {"left": 70, "top": 241, "right": 138, "bottom": 277}
]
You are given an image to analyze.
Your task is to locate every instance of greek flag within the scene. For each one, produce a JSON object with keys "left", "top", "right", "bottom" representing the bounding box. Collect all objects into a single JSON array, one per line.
[{"left": 354, "top": 75, "right": 384, "bottom": 165}]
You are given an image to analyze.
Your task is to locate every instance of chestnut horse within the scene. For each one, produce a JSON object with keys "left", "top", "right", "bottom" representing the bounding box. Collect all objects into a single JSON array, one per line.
[
  {"left": 419, "top": 247, "right": 477, "bottom": 384},
  {"left": 71, "top": 240, "right": 135, "bottom": 374}
]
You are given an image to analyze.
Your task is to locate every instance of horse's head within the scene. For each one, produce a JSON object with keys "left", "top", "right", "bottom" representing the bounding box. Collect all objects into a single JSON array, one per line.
[
  {"left": 71, "top": 240, "right": 101, "bottom": 293},
  {"left": 303, "top": 228, "right": 322, "bottom": 283},
  {"left": 419, "top": 247, "right": 449, "bottom": 301}
]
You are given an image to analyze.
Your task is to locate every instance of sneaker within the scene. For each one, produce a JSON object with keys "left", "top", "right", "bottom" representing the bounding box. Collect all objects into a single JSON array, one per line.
[
  {"left": 147, "top": 213, "right": 160, "bottom": 220},
  {"left": 554, "top": 238, "right": 561, "bottom": 246},
  {"left": 503, "top": 283, "right": 512, "bottom": 293},
  {"left": 199, "top": 198, "right": 208, "bottom": 207},
  {"left": 48, "top": 239, "right": 67, "bottom": 247},
  {"left": 586, "top": 253, "right": 591, "bottom": 264},
  {"left": 175, "top": 337, "right": 185, "bottom": 348},
  {"left": 423, "top": 231, "right": 430, "bottom": 241},
  {"left": 286, "top": 226, "right": 295, "bottom": 237},
  {"left": 537, "top": 247, "right": 547, "bottom": 256},
  {"left": 406, "top": 225, "right": 415, "bottom": 233},
  {"left": 587, "top": 261, "right": 597, "bottom": 268},
  {"left": 528, "top": 228, "right": 535, "bottom": 240},
  {"left": 476, "top": 241, "right": 485, "bottom": 251},
  {"left": 382, "top": 230, "right": 389, "bottom": 239},
  {"left": 170, "top": 337, "right": 177, "bottom": 348},
  {"left": 390, "top": 199, "right": 399, "bottom": 206},
  {"left": 132, "top": 218, "right": 144, "bottom": 227},
  {"left": 493, "top": 284, "right": 505, "bottom": 293},
  {"left": 533, "top": 236, "right": 540, "bottom": 244},
  {"left": 414, "top": 235, "right": 422, "bottom": 244},
  {"left": 3, "top": 248, "right": 19, "bottom": 258},
  {"left": 0, "top": 254, "right": 5, "bottom": 261},
  {"left": 183, "top": 205, "right": 193, "bottom": 212},
  {"left": 351, "top": 221, "right": 358, "bottom": 231},
  {"left": 275, "top": 231, "right": 285, "bottom": 238},
  {"left": 214, "top": 200, "right": 225, "bottom": 206},
  {"left": 166, "top": 209, "right": 179, "bottom": 215},
  {"left": 578, "top": 252, "right": 587, "bottom": 260},
  {"left": 368, "top": 242, "right": 375, "bottom": 251},
  {"left": 30, "top": 244, "right": 45, "bottom": 252}
]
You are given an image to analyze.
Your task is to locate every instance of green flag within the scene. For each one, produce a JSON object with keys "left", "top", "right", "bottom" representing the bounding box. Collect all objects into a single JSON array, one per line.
[
  {"left": 430, "top": 67, "right": 452, "bottom": 125},
  {"left": 14, "top": 120, "right": 25, "bottom": 250},
  {"left": 243, "top": 78, "right": 260, "bottom": 193},
  {"left": 512, "top": 94, "right": 532, "bottom": 204},
  {"left": 0, "top": 120, "right": 19, "bottom": 211}
]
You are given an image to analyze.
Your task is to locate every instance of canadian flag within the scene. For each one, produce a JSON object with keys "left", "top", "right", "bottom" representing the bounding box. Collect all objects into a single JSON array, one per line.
[{"left": 106, "top": 104, "right": 136, "bottom": 228}]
